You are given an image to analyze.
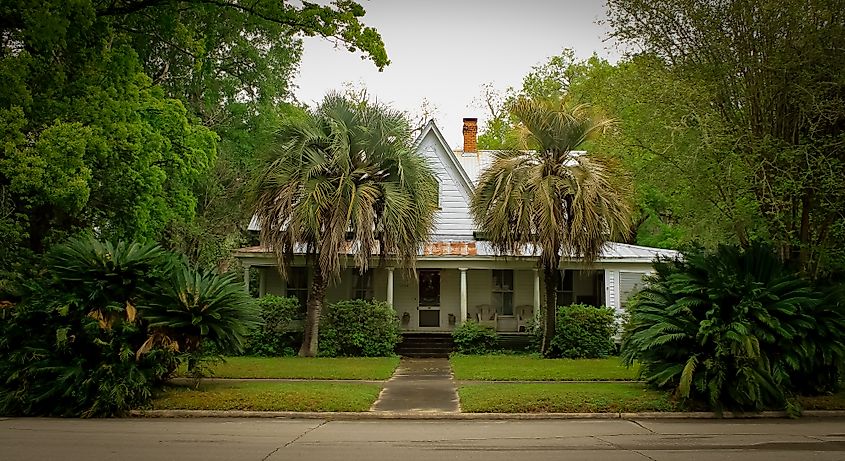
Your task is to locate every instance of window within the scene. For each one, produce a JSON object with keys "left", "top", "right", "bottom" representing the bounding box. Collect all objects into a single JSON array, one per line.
[
  {"left": 556, "top": 269, "right": 574, "bottom": 306},
  {"left": 492, "top": 270, "right": 514, "bottom": 315},
  {"left": 418, "top": 270, "right": 440, "bottom": 306},
  {"left": 285, "top": 267, "right": 308, "bottom": 313},
  {"left": 352, "top": 269, "right": 373, "bottom": 300}
]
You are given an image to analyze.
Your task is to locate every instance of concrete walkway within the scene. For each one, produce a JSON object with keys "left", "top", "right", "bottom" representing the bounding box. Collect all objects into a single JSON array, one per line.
[{"left": 370, "top": 358, "right": 459, "bottom": 413}]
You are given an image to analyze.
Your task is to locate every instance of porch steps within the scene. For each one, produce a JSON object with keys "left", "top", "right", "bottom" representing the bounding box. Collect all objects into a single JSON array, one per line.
[{"left": 396, "top": 333, "right": 454, "bottom": 358}]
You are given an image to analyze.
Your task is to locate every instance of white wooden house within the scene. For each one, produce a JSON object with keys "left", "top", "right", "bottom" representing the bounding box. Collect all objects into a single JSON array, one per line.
[{"left": 234, "top": 119, "right": 678, "bottom": 333}]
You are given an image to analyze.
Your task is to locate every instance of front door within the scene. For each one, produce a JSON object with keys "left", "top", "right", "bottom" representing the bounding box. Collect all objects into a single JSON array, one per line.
[{"left": 418, "top": 269, "right": 440, "bottom": 327}]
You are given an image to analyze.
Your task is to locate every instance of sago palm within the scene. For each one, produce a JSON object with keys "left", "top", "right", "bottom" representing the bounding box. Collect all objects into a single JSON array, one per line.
[
  {"left": 253, "top": 93, "right": 438, "bottom": 356},
  {"left": 139, "top": 265, "right": 259, "bottom": 358},
  {"left": 621, "top": 243, "right": 845, "bottom": 412},
  {"left": 470, "top": 96, "right": 632, "bottom": 355}
]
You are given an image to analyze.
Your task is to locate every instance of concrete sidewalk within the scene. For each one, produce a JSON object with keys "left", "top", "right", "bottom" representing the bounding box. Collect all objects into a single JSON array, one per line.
[{"left": 370, "top": 358, "right": 459, "bottom": 412}]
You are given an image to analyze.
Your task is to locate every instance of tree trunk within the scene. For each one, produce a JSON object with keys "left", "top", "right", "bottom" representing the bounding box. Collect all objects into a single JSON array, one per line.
[
  {"left": 298, "top": 265, "right": 327, "bottom": 357},
  {"left": 541, "top": 265, "right": 558, "bottom": 357}
]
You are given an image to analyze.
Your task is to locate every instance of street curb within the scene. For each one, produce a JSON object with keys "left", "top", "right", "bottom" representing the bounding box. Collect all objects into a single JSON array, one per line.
[{"left": 129, "top": 409, "right": 845, "bottom": 420}]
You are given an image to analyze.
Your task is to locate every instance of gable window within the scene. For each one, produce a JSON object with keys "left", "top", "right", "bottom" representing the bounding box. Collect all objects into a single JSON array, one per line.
[
  {"left": 492, "top": 270, "right": 514, "bottom": 315},
  {"left": 556, "top": 269, "right": 574, "bottom": 306},
  {"left": 352, "top": 269, "right": 373, "bottom": 300},
  {"left": 285, "top": 267, "right": 309, "bottom": 313}
]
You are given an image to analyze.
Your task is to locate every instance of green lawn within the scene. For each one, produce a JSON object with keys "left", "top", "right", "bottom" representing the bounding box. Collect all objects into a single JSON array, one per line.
[
  {"left": 458, "top": 383, "right": 676, "bottom": 413},
  {"left": 450, "top": 355, "right": 639, "bottom": 381},
  {"left": 190, "top": 356, "right": 400, "bottom": 380},
  {"left": 152, "top": 381, "right": 382, "bottom": 412}
]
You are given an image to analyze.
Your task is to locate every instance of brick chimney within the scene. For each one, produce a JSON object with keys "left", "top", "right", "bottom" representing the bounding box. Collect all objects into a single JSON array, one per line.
[{"left": 462, "top": 118, "right": 478, "bottom": 153}]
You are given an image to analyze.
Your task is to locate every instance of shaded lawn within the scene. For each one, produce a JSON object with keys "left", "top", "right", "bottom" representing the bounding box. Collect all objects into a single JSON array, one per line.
[
  {"left": 152, "top": 381, "right": 382, "bottom": 412},
  {"left": 798, "top": 391, "right": 845, "bottom": 411},
  {"left": 190, "top": 356, "right": 400, "bottom": 380},
  {"left": 458, "top": 383, "right": 676, "bottom": 413},
  {"left": 450, "top": 355, "right": 639, "bottom": 381}
]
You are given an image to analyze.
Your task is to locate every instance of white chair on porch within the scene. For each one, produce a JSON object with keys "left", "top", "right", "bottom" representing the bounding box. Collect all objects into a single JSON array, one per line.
[
  {"left": 516, "top": 304, "right": 534, "bottom": 333},
  {"left": 476, "top": 304, "right": 497, "bottom": 330}
]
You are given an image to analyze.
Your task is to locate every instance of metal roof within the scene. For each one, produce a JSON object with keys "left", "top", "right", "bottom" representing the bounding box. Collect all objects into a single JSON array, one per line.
[{"left": 243, "top": 121, "right": 679, "bottom": 264}]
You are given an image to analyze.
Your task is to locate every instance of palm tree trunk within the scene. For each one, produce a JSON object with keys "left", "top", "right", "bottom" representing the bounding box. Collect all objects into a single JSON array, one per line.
[
  {"left": 541, "top": 265, "right": 558, "bottom": 357},
  {"left": 299, "top": 265, "right": 327, "bottom": 357}
]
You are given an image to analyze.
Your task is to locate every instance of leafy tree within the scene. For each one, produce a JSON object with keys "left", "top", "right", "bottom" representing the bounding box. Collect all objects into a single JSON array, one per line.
[
  {"left": 253, "top": 94, "right": 438, "bottom": 356},
  {"left": 0, "top": 0, "right": 391, "bottom": 286},
  {"left": 606, "top": 0, "right": 845, "bottom": 276},
  {"left": 470, "top": 96, "right": 632, "bottom": 356},
  {"left": 621, "top": 243, "right": 845, "bottom": 412},
  {"left": 475, "top": 51, "right": 736, "bottom": 250}
]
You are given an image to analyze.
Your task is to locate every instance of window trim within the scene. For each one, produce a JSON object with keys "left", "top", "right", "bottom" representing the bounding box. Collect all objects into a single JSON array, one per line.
[
  {"left": 352, "top": 269, "right": 374, "bottom": 300},
  {"left": 492, "top": 269, "right": 514, "bottom": 316},
  {"left": 556, "top": 269, "right": 574, "bottom": 307}
]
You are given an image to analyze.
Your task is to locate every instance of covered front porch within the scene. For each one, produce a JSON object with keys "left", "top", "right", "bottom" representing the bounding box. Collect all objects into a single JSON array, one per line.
[
  {"left": 384, "top": 266, "right": 606, "bottom": 333},
  {"left": 247, "top": 258, "right": 607, "bottom": 333}
]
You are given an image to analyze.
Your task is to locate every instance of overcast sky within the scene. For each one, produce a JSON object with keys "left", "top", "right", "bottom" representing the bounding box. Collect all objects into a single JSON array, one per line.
[{"left": 294, "top": 0, "right": 619, "bottom": 148}]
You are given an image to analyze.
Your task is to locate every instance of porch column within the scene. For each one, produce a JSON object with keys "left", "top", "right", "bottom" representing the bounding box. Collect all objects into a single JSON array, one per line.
[
  {"left": 459, "top": 268, "right": 468, "bottom": 324},
  {"left": 386, "top": 267, "right": 395, "bottom": 307},
  {"left": 533, "top": 268, "right": 541, "bottom": 323},
  {"left": 243, "top": 263, "right": 251, "bottom": 294},
  {"left": 258, "top": 267, "right": 266, "bottom": 297}
]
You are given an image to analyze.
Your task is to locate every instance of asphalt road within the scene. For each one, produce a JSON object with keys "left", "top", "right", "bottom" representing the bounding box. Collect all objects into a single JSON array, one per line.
[{"left": 3, "top": 417, "right": 845, "bottom": 460}]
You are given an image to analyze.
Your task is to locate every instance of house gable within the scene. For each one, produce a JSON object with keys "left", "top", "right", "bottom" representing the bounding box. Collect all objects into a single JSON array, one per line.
[{"left": 413, "top": 121, "right": 476, "bottom": 240}]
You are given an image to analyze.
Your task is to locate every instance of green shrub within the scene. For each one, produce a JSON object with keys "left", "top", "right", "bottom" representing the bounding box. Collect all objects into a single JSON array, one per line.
[
  {"left": 0, "top": 235, "right": 259, "bottom": 417},
  {"left": 526, "top": 317, "right": 544, "bottom": 353},
  {"left": 621, "top": 243, "right": 845, "bottom": 413},
  {"left": 245, "top": 295, "right": 303, "bottom": 357},
  {"left": 318, "top": 299, "right": 400, "bottom": 357},
  {"left": 452, "top": 322, "right": 499, "bottom": 354},
  {"left": 548, "top": 304, "right": 617, "bottom": 359}
]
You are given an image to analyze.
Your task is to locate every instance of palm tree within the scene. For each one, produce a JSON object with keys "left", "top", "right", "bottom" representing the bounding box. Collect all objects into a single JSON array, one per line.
[
  {"left": 470, "top": 96, "right": 632, "bottom": 356},
  {"left": 253, "top": 93, "right": 438, "bottom": 357}
]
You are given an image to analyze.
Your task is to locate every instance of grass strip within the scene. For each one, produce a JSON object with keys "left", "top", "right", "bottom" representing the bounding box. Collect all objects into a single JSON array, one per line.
[
  {"left": 152, "top": 381, "right": 382, "bottom": 412},
  {"left": 194, "top": 356, "right": 400, "bottom": 380},
  {"left": 798, "top": 391, "right": 845, "bottom": 411},
  {"left": 450, "top": 355, "right": 639, "bottom": 381},
  {"left": 458, "top": 383, "right": 676, "bottom": 413}
]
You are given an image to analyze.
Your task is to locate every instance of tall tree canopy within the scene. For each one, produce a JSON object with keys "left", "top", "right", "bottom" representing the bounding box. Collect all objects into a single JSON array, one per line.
[
  {"left": 605, "top": 0, "right": 845, "bottom": 275},
  {"left": 0, "top": 0, "right": 389, "bottom": 290},
  {"left": 253, "top": 93, "right": 438, "bottom": 356},
  {"left": 478, "top": 0, "right": 845, "bottom": 276}
]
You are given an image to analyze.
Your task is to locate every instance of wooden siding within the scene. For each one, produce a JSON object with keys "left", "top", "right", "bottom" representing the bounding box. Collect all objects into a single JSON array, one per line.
[{"left": 417, "top": 132, "right": 475, "bottom": 239}]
